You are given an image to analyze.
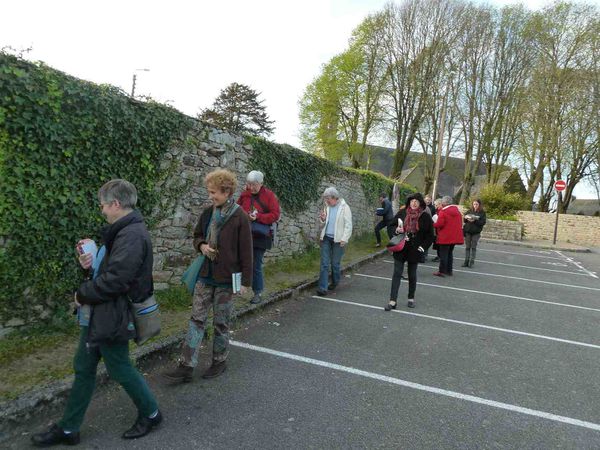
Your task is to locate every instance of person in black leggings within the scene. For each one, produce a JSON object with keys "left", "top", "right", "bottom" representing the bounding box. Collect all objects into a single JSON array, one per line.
[{"left": 384, "top": 193, "right": 434, "bottom": 310}]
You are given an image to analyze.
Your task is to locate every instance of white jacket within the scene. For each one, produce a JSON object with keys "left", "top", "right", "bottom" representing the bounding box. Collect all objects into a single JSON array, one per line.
[{"left": 320, "top": 198, "right": 353, "bottom": 243}]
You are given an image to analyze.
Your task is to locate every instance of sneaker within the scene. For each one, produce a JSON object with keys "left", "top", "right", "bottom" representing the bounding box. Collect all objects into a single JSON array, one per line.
[
  {"left": 407, "top": 299, "right": 415, "bottom": 308},
  {"left": 122, "top": 410, "right": 163, "bottom": 439},
  {"left": 31, "top": 424, "right": 80, "bottom": 447},
  {"left": 203, "top": 360, "right": 227, "bottom": 379},
  {"left": 375, "top": 243, "right": 381, "bottom": 248},
  {"left": 250, "top": 293, "right": 262, "bottom": 304},
  {"left": 327, "top": 284, "right": 337, "bottom": 291},
  {"left": 162, "top": 363, "right": 193, "bottom": 383},
  {"left": 432, "top": 256, "right": 440, "bottom": 262},
  {"left": 432, "top": 271, "right": 445, "bottom": 277},
  {"left": 316, "top": 289, "right": 328, "bottom": 296}
]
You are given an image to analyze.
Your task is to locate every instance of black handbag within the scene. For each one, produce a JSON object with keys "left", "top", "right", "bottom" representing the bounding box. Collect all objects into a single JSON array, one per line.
[{"left": 251, "top": 221, "right": 271, "bottom": 236}]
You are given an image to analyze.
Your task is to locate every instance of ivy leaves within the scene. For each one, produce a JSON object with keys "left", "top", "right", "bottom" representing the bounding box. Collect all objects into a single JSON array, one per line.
[
  {"left": 246, "top": 136, "right": 410, "bottom": 215},
  {"left": 0, "top": 52, "right": 191, "bottom": 323}
]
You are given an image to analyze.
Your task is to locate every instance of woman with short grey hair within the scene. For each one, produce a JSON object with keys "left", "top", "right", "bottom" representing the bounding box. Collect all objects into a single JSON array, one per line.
[
  {"left": 316, "top": 187, "right": 352, "bottom": 295},
  {"left": 237, "top": 170, "right": 280, "bottom": 304}
]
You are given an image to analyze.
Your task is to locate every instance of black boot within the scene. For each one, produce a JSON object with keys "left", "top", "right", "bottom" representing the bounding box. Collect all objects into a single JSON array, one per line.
[
  {"left": 469, "top": 249, "right": 476, "bottom": 267},
  {"left": 31, "top": 424, "right": 80, "bottom": 447},
  {"left": 122, "top": 410, "right": 163, "bottom": 439},
  {"left": 203, "top": 360, "right": 227, "bottom": 379},
  {"left": 462, "top": 249, "right": 471, "bottom": 267}
]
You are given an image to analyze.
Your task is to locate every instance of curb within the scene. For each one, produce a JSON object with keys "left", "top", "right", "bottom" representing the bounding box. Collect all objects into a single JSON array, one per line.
[
  {"left": 480, "top": 238, "right": 591, "bottom": 253},
  {"left": 0, "top": 248, "right": 388, "bottom": 440}
]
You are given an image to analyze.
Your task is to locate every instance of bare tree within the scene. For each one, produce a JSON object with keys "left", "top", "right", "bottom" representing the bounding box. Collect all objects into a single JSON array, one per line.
[{"left": 382, "top": 0, "right": 465, "bottom": 178}]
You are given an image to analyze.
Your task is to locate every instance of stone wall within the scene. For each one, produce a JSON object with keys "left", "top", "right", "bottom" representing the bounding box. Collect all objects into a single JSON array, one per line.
[
  {"left": 480, "top": 219, "right": 523, "bottom": 241},
  {"left": 516, "top": 211, "right": 600, "bottom": 246},
  {"left": 150, "top": 121, "right": 379, "bottom": 289}
]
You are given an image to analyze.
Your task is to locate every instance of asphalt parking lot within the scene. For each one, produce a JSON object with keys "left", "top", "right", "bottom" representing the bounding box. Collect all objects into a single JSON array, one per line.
[{"left": 11, "top": 242, "right": 600, "bottom": 449}]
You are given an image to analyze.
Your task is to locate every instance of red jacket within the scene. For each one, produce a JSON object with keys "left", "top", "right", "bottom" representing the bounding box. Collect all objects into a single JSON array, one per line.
[
  {"left": 434, "top": 205, "right": 464, "bottom": 245},
  {"left": 237, "top": 186, "right": 280, "bottom": 225}
]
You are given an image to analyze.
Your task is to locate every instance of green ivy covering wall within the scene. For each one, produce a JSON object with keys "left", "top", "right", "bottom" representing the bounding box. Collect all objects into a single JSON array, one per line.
[
  {"left": 246, "top": 136, "right": 414, "bottom": 213},
  {"left": 0, "top": 53, "right": 192, "bottom": 323}
]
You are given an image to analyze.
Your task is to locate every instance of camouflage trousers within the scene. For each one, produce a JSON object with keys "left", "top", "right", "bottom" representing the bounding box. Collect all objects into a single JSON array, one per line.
[{"left": 181, "top": 283, "right": 233, "bottom": 368}]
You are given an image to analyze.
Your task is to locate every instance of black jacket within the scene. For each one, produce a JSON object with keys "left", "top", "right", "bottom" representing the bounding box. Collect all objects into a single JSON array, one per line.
[
  {"left": 378, "top": 198, "right": 394, "bottom": 224},
  {"left": 463, "top": 208, "right": 487, "bottom": 235},
  {"left": 392, "top": 208, "right": 434, "bottom": 264},
  {"left": 77, "top": 210, "right": 153, "bottom": 345}
]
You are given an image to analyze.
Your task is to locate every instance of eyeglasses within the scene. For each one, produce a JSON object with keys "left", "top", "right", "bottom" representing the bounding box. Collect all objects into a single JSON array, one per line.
[{"left": 98, "top": 201, "right": 114, "bottom": 210}]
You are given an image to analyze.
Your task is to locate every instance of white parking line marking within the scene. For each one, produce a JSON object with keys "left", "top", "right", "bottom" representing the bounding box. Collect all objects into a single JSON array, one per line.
[
  {"left": 477, "top": 248, "right": 565, "bottom": 260},
  {"left": 355, "top": 273, "right": 600, "bottom": 313},
  {"left": 556, "top": 251, "right": 598, "bottom": 279},
  {"left": 381, "top": 261, "right": 600, "bottom": 291},
  {"left": 231, "top": 340, "right": 600, "bottom": 432},
  {"left": 312, "top": 295, "right": 600, "bottom": 351},
  {"left": 391, "top": 259, "right": 588, "bottom": 276}
]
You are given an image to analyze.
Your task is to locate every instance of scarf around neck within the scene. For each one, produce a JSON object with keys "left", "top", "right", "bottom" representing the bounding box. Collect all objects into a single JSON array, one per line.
[
  {"left": 404, "top": 207, "right": 422, "bottom": 233},
  {"left": 206, "top": 198, "right": 238, "bottom": 260}
]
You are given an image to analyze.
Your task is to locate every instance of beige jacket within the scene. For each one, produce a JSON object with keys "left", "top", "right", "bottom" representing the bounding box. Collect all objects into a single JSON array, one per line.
[{"left": 319, "top": 199, "right": 353, "bottom": 243}]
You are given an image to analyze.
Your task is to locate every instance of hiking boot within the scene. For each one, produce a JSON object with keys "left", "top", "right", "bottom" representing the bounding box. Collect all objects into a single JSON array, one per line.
[
  {"left": 162, "top": 363, "right": 193, "bottom": 383},
  {"left": 122, "top": 410, "right": 163, "bottom": 439},
  {"left": 250, "top": 293, "right": 262, "bottom": 304},
  {"left": 203, "top": 361, "right": 227, "bottom": 379},
  {"left": 31, "top": 424, "right": 80, "bottom": 447}
]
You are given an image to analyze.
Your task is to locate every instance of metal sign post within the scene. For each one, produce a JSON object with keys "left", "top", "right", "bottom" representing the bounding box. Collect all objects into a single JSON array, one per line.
[{"left": 552, "top": 180, "right": 566, "bottom": 245}]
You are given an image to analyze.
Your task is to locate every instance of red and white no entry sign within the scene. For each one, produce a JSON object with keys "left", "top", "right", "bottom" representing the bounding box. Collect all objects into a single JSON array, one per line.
[{"left": 554, "top": 180, "right": 566, "bottom": 192}]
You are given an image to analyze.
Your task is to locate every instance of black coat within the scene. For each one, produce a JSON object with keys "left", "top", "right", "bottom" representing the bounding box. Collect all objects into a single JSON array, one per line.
[
  {"left": 77, "top": 210, "right": 153, "bottom": 345},
  {"left": 392, "top": 208, "right": 434, "bottom": 264},
  {"left": 379, "top": 198, "right": 394, "bottom": 224},
  {"left": 463, "top": 208, "right": 487, "bottom": 235}
]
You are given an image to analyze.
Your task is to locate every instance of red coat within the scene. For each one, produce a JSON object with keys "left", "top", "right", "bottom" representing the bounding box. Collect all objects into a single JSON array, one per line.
[
  {"left": 434, "top": 205, "right": 464, "bottom": 245},
  {"left": 237, "top": 186, "right": 280, "bottom": 225}
]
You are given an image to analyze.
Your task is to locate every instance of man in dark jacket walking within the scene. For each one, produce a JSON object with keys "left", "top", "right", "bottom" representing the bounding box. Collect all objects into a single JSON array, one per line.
[
  {"left": 31, "top": 179, "right": 161, "bottom": 447},
  {"left": 374, "top": 193, "right": 394, "bottom": 247}
]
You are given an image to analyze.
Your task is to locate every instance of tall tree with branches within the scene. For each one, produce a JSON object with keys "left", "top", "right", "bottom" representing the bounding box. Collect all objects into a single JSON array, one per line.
[{"left": 199, "top": 82, "right": 275, "bottom": 137}]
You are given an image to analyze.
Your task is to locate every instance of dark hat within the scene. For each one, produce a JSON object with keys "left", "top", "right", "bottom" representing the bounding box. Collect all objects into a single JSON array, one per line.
[{"left": 405, "top": 192, "right": 425, "bottom": 209}]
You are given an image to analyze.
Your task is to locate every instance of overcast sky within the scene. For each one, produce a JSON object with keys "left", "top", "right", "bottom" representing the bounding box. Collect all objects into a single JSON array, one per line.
[{"left": 2, "top": 0, "right": 598, "bottom": 198}]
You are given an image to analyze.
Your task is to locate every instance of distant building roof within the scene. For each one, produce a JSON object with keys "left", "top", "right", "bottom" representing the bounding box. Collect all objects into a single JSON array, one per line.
[
  {"left": 567, "top": 199, "right": 600, "bottom": 216},
  {"left": 355, "top": 144, "right": 523, "bottom": 198}
]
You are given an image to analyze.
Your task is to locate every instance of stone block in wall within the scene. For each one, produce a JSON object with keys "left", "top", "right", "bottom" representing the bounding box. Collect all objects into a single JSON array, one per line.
[
  {"left": 166, "top": 253, "right": 194, "bottom": 267},
  {"left": 153, "top": 271, "right": 174, "bottom": 282}
]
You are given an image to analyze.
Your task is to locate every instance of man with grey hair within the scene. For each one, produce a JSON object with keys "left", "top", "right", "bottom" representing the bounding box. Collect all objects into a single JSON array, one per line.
[
  {"left": 237, "top": 170, "right": 280, "bottom": 304},
  {"left": 433, "top": 195, "right": 464, "bottom": 277},
  {"left": 316, "top": 186, "right": 352, "bottom": 295},
  {"left": 31, "top": 179, "right": 161, "bottom": 447}
]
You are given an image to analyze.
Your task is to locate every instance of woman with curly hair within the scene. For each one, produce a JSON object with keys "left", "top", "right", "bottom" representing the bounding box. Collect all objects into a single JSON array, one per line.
[{"left": 163, "top": 169, "right": 252, "bottom": 383}]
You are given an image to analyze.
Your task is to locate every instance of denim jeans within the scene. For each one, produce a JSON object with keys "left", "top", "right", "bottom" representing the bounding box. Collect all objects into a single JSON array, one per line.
[
  {"left": 252, "top": 247, "right": 266, "bottom": 294},
  {"left": 319, "top": 236, "right": 345, "bottom": 291}
]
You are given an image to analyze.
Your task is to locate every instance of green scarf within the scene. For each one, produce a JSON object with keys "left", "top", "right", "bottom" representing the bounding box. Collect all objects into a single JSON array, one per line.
[{"left": 206, "top": 198, "right": 238, "bottom": 261}]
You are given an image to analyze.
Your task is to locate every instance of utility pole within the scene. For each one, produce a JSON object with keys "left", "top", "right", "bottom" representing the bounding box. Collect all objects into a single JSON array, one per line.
[{"left": 130, "top": 68, "right": 150, "bottom": 98}]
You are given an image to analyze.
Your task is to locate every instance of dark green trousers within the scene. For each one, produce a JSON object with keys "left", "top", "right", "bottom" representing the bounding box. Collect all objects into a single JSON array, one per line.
[{"left": 58, "top": 327, "right": 158, "bottom": 432}]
